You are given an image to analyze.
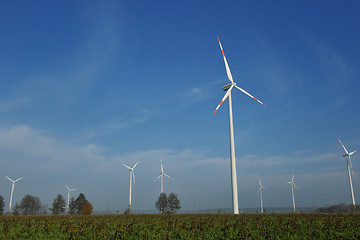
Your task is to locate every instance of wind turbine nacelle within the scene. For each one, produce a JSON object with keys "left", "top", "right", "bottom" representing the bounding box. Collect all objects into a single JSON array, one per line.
[
  {"left": 222, "top": 83, "right": 233, "bottom": 91},
  {"left": 343, "top": 154, "right": 349, "bottom": 157}
]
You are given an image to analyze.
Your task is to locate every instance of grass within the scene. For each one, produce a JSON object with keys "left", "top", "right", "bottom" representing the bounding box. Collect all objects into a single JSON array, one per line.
[{"left": 1, "top": 213, "right": 360, "bottom": 239}]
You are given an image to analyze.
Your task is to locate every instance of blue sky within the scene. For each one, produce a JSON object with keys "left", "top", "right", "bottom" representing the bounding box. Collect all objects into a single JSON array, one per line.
[{"left": 1, "top": 0, "right": 360, "bottom": 213}]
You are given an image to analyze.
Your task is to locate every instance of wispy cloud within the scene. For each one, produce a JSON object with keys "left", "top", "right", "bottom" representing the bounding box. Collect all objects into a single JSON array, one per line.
[
  {"left": 182, "top": 78, "right": 224, "bottom": 106},
  {"left": 3, "top": 3, "right": 122, "bottom": 112},
  {"left": 237, "top": 151, "right": 341, "bottom": 176},
  {"left": 297, "top": 30, "right": 352, "bottom": 91},
  {"left": 0, "top": 125, "right": 104, "bottom": 172},
  {"left": 81, "top": 108, "right": 155, "bottom": 140},
  {"left": 0, "top": 97, "right": 30, "bottom": 113},
  {"left": 298, "top": 31, "right": 352, "bottom": 84}
]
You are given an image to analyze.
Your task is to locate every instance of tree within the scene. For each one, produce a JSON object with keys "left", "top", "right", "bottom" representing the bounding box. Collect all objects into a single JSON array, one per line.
[
  {"left": 68, "top": 197, "right": 77, "bottom": 215},
  {"left": 155, "top": 193, "right": 168, "bottom": 214},
  {"left": 13, "top": 203, "right": 21, "bottom": 216},
  {"left": 81, "top": 201, "right": 93, "bottom": 215},
  {"left": 123, "top": 208, "right": 130, "bottom": 214},
  {"left": 0, "top": 195, "right": 4, "bottom": 215},
  {"left": 19, "top": 195, "right": 42, "bottom": 215},
  {"left": 74, "top": 193, "right": 87, "bottom": 214},
  {"left": 317, "top": 203, "right": 360, "bottom": 213},
  {"left": 167, "top": 193, "right": 181, "bottom": 214},
  {"left": 41, "top": 204, "right": 49, "bottom": 215},
  {"left": 49, "top": 194, "right": 66, "bottom": 215}
]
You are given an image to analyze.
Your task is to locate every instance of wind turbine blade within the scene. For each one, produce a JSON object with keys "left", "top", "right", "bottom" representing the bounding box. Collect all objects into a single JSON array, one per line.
[
  {"left": 123, "top": 164, "right": 131, "bottom": 170},
  {"left": 164, "top": 173, "right": 175, "bottom": 181},
  {"left": 349, "top": 150, "right": 357, "bottom": 156},
  {"left": 133, "top": 161, "right": 140, "bottom": 169},
  {"left": 217, "top": 36, "right": 234, "bottom": 83},
  {"left": 161, "top": 159, "right": 164, "bottom": 173},
  {"left": 153, "top": 174, "right": 162, "bottom": 183},
  {"left": 71, "top": 189, "right": 76, "bottom": 191},
  {"left": 234, "top": 85, "right": 267, "bottom": 107},
  {"left": 338, "top": 138, "right": 349, "bottom": 155},
  {"left": 286, "top": 181, "right": 292, "bottom": 184},
  {"left": 5, "top": 176, "right": 13, "bottom": 182},
  {"left": 293, "top": 183, "right": 298, "bottom": 189},
  {"left": 15, "top": 177, "right": 23, "bottom": 182},
  {"left": 258, "top": 177, "right": 262, "bottom": 186},
  {"left": 213, "top": 85, "right": 234, "bottom": 114},
  {"left": 66, "top": 185, "right": 70, "bottom": 190},
  {"left": 132, "top": 172, "right": 136, "bottom": 184}
]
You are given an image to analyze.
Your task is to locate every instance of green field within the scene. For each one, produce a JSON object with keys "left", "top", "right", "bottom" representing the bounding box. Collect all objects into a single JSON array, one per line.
[{"left": 1, "top": 213, "right": 360, "bottom": 239}]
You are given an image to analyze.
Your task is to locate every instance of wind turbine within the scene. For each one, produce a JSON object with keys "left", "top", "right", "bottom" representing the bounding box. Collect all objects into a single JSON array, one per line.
[
  {"left": 213, "top": 37, "right": 267, "bottom": 214},
  {"left": 286, "top": 174, "right": 297, "bottom": 212},
  {"left": 6, "top": 176, "right": 23, "bottom": 214},
  {"left": 258, "top": 177, "right": 266, "bottom": 213},
  {"left": 338, "top": 138, "right": 357, "bottom": 207},
  {"left": 65, "top": 185, "right": 76, "bottom": 214},
  {"left": 123, "top": 161, "right": 139, "bottom": 213},
  {"left": 153, "top": 159, "right": 175, "bottom": 194}
]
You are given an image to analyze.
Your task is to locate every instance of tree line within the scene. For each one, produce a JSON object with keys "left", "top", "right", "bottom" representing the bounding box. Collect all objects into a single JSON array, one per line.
[
  {"left": 1, "top": 192, "right": 181, "bottom": 215},
  {"left": 316, "top": 203, "right": 360, "bottom": 213},
  {"left": 0, "top": 193, "right": 92, "bottom": 215}
]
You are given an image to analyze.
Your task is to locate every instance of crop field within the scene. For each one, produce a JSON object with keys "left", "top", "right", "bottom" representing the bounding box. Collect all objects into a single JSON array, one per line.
[{"left": 1, "top": 213, "right": 360, "bottom": 239}]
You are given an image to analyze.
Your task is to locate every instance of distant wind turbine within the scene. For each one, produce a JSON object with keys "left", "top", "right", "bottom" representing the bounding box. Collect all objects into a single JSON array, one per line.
[
  {"left": 123, "top": 161, "right": 139, "bottom": 213},
  {"left": 286, "top": 174, "right": 297, "bottom": 212},
  {"left": 153, "top": 159, "right": 174, "bottom": 194},
  {"left": 258, "top": 177, "right": 266, "bottom": 213},
  {"left": 338, "top": 138, "right": 357, "bottom": 207},
  {"left": 66, "top": 185, "right": 76, "bottom": 214},
  {"left": 6, "top": 176, "right": 23, "bottom": 214},
  {"left": 213, "top": 37, "right": 267, "bottom": 214}
]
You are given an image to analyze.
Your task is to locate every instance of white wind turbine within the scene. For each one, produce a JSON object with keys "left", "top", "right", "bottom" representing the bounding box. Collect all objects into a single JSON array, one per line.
[
  {"left": 213, "top": 37, "right": 267, "bottom": 214},
  {"left": 286, "top": 174, "right": 297, "bottom": 212},
  {"left": 153, "top": 159, "right": 175, "bottom": 194},
  {"left": 258, "top": 177, "right": 266, "bottom": 213},
  {"left": 123, "top": 161, "right": 139, "bottom": 213},
  {"left": 65, "top": 185, "right": 76, "bottom": 214},
  {"left": 6, "top": 176, "right": 23, "bottom": 214},
  {"left": 338, "top": 138, "right": 357, "bottom": 207}
]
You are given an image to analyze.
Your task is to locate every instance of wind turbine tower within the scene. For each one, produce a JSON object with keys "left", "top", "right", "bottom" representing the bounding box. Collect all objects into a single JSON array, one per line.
[
  {"left": 286, "top": 174, "right": 297, "bottom": 212},
  {"left": 153, "top": 159, "right": 175, "bottom": 194},
  {"left": 258, "top": 177, "right": 266, "bottom": 213},
  {"left": 5, "top": 176, "right": 23, "bottom": 214},
  {"left": 123, "top": 161, "right": 139, "bottom": 213},
  {"left": 338, "top": 138, "right": 357, "bottom": 207},
  {"left": 66, "top": 185, "right": 76, "bottom": 214},
  {"left": 213, "top": 37, "right": 267, "bottom": 214}
]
